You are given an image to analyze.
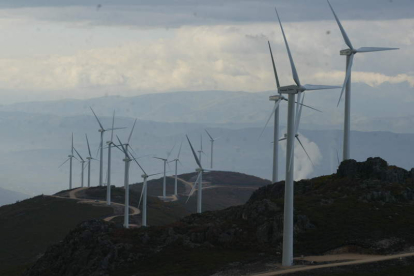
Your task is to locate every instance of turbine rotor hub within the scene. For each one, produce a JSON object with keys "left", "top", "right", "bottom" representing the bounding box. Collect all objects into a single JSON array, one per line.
[{"left": 340, "top": 48, "right": 353, "bottom": 56}]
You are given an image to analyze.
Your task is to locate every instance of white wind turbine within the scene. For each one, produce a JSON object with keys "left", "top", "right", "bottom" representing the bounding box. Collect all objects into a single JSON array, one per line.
[
  {"left": 90, "top": 107, "right": 125, "bottom": 187},
  {"left": 130, "top": 153, "right": 162, "bottom": 227},
  {"left": 73, "top": 147, "right": 86, "bottom": 188},
  {"left": 168, "top": 141, "right": 183, "bottom": 196},
  {"left": 205, "top": 130, "right": 220, "bottom": 169},
  {"left": 58, "top": 133, "right": 76, "bottom": 190},
  {"left": 116, "top": 135, "right": 132, "bottom": 229},
  {"left": 274, "top": 7, "right": 340, "bottom": 266},
  {"left": 260, "top": 41, "right": 321, "bottom": 183},
  {"left": 105, "top": 111, "right": 118, "bottom": 205},
  {"left": 327, "top": 0, "right": 398, "bottom": 161},
  {"left": 153, "top": 143, "right": 176, "bottom": 199},
  {"left": 186, "top": 135, "right": 204, "bottom": 213},
  {"left": 85, "top": 134, "right": 98, "bottom": 188},
  {"left": 197, "top": 135, "right": 205, "bottom": 165}
]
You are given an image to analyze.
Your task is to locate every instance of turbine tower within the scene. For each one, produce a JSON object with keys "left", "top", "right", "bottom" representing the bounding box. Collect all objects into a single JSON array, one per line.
[
  {"left": 168, "top": 141, "right": 183, "bottom": 196},
  {"left": 327, "top": 0, "right": 398, "bottom": 161},
  {"left": 131, "top": 154, "right": 161, "bottom": 227},
  {"left": 105, "top": 111, "right": 117, "bottom": 205},
  {"left": 59, "top": 133, "right": 76, "bottom": 189},
  {"left": 205, "top": 129, "right": 219, "bottom": 169},
  {"left": 186, "top": 135, "right": 204, "bottom": 213},
  {"left": 116, "top": 136, "right": 132, "bottom": 229},
  {"left": 154, "top": 143, "right": 176, "bottom": 198},
  {"left": 274, "top": 7, "right": 340, "bottom": 266},
  {"left": 85, "top": 134, "right": 97, "bottom": 188},
  {"left": 90, "top": 107, "right": 125, "bottom": 187},
  {"left": 73, "top": 147, "right": 86, "bottom": 188},
  {"left": 260, "top": 42, "right": 321, "bottom": 183}
]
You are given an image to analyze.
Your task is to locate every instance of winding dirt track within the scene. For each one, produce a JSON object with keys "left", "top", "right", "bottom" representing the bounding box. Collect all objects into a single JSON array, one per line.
[
  {"left": 52, "top": 187, "right": 140, "bottom": 228},
  {"left": 250, "top": 252, "right": 414, "bottom": 276}
]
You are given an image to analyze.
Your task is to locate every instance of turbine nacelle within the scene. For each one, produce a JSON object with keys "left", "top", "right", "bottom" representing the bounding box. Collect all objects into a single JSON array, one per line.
[
  {"left": 279, "top": 85, "right": 300, "bottom": 94},
  {"left": 269, "top": 95, "right": 285, "bottom": 101},
  {"left": 98, "top": 129, "right": 104, "bottom": 133},
  {"left": 340, "top": 48, "right": 353, "bottom": 56},
  {"left": 68, "top": 155, "right": 74, "bottom": 158},
  {"left": 86, "top": 157, "right": 92, "bottom": 160},
  {"left": 141, "top": 174, "right": 148, "bottom": 179},
  {"left": 195, "top": 167, "right": 203, "bottom": 172}
]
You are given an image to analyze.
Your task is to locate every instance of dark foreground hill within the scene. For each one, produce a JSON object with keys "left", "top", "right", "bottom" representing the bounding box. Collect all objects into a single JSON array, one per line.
[
  {"left": 23, "top": 157, "right": 414, "bottom": 276},
  {"left": 0, "top": 195, "right": 113, "bottom": 276}
]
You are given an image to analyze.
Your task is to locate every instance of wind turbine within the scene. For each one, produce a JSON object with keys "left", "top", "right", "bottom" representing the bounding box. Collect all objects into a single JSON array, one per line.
[
  {"left": 90, "top": 107, "right": 125, "bottom": 187},
  {"left": 153, "top": 143, "right": 176, "bottom": 199},
  {"left": 105, "top": 111, "right": 116, "bottom": 205},
  {"left": 130, "top": 153, "right": 162, "bottom": 227},
  {"left": 186, "top": 135, "right": 204, "bottom": 213},
  {"left": 274, "top": 7, "right": 340, "bottom": 266},
  {"left": 168, "top": 141, "right": 183, "bottom": 196},
  {"left": 85, "top": 134, "right": 97, "bottom": 188},
  {"left": 260, "top": 42, "right": 322, "bottom": 183},
  {"left": 327, "top": 0, "right": 398, "bottom": 161},
  {"left": 197, "top": 135, "right": 205, "bottom": 165},
  {"left": 279, "top": 133, "right": 315, "bottom": 167},
  {"left": 73, "top": 147, "right": 86, "bottom": 188},
  {"left": 116, "top": 135, "right": 132, "bottom": 229},
  {"left": 58, "top": 133, "right": 76, "bottom": 190},
  {"left": 205, "top": 130, "right": 220, "bottom": 169}
]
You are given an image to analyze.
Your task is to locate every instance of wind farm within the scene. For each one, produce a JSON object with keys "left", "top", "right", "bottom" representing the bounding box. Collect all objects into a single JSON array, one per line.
[{"left": 1, "top": 1, "right": 413, "bottom": 276}]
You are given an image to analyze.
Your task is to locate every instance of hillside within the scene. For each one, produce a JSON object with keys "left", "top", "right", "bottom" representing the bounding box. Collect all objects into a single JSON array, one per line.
[
  {"left": 0, "top": 195, "right": 113, "bottom": 276},
  {"left": 23, "top": 157, "right": 414, "bottom": 276},
  {"left": 0, "top": 186, "right": 28, "bottom": 207}
]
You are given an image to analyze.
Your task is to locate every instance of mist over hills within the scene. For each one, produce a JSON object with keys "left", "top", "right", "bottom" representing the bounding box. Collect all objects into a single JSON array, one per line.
[
  {"left": 1, "top": 85, "right": 414, "bottom": 197},
  {"left": 0, "top": 187, "right": 28, "bottom": 206}
]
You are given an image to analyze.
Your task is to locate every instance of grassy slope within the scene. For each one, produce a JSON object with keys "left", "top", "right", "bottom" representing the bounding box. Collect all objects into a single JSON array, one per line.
[{"left": 0, "top": 195, "right": 113, "bottom": 276}]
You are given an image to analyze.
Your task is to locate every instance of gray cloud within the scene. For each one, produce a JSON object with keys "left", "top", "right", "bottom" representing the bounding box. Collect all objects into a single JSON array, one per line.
[{"left": 0, "top": 0, "right": 412, "bottom": 28}]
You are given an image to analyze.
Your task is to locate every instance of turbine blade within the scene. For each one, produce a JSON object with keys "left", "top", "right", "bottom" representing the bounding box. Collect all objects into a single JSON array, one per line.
[
  {"left": 302, "top": 84, "right": 342, "bottom": 91},
  {"left": 327, "top": 0, "right": 353, "bottom": 50},
  {"left": 336, "top": 148, "right": 340, "bottom": 166},
  {"left": 279, "top": 137, "right": 287, "bottom": 142},
  {"left": 186, "top": 135, "right": 202, "bottom": 169},
  {"left": 111, "top": 110, "right": 115, "bottom": 142},
  {"left": 295, "top": 101, "right": 322, "bottom": 113},
  {"left": 130, "top": 151, "right": 147, "bottom": 175},
  {"left": 356, "top": 47, "right": 399, "bottom": 53},
  {"left": 86, "top": 134, "right": 92, "bottom": 157},
  {"left": 259, "top": 99, "right": 282, "bottom": 139},
  {"left": 205, "top": 129, "right": 213, "bottom": 140},
  {"left": 73, "top": 147, "right": 84, "bottom": 161},
  {"left": 138, "top": 180, "right": 147, "bottom": 209},
  {"left": 294, "top": 93, "right": 305, "bottom": 135},
  {"left": 337, "top": 54, "right": 354, "bottom": 107},
  {"left": 167, "top": 142, "right": 177, "bottom": 159},
  {"left": 268, "top": 41, "right": 281, "bottom": 89},
  {"left": 90, "top": 107, "right": 104, "bottom": 130},
  {"left": 177, "top": 141, "right": 183, "bottom": 159},
  {"left": 116, "top": 135, "right": 128, "bottom": 157},
  {"left": 186, "top": 172, "right": 201, "bottom": 204},
  {"left": 275, "top": 8, "right": 301, "bottom": 86},
  {"left": 71, "top": 133, "right": 74, "bottom": 154},
  {"left": 148, "top": 172, "right": 162, "bottom": 177},
  {"left": 58, "top": 158, "right": 70, "bottom": 168},
  {"left": 127, "top": 118, "right": 137, "bottom": 144},
  {"left": 107, "top": 127, "right": 127, "bottom": 131},
  {"left": 296, "top": 136, "right": 314, "bottom": 167},
  {"left": 153, "top": 157, "right": 165, "bottom": 161}
]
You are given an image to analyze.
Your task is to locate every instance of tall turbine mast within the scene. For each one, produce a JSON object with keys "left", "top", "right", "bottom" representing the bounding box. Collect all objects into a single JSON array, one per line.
[
  {"left": 168, "top": 140, "right": 183, "bottom": 196},
  {"left": 90, "top": 107, "right": 125, "bottom": 187},
  {"left": 260, "top": 42, "right": 322, "bottom": 183},
  {"left": 327, "top": 0, "right": 398, "bottom": 161},
  {"left": 73, "top": 147, "right": 86, "bottom": 188},
  {"left": 274, "top": 7, "right": 340, "bottom": 266},
  {"left": 205, "top": 129, "right": 219, "bottom": 169},
  {"left": 116, "top": 136, "right": 132, "bottom": 229}
]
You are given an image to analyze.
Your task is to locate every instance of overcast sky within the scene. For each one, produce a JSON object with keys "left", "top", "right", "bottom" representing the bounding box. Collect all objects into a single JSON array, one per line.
[{"left": 0, "top": 0, "right": 412, "bottom": 103}]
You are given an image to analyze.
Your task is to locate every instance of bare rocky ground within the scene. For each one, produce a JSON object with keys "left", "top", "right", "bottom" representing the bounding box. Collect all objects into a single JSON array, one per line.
[{"left": 23, "top": 157, "right": 414, "bottom": 276}]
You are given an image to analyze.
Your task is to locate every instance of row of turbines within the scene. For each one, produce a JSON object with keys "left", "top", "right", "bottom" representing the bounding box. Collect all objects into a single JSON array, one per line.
[
  {"left": 59, "top": 107, "right": 220, "bottom": 227},
  {"left": 57, "top": 0, "right": 398, "bottom": 268},
  {"left": 264, "top": 1, "right": 398, "bottom": 267}
]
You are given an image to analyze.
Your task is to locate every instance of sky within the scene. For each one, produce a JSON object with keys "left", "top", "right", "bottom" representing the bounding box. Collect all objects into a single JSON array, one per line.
[{"left": 0, "top": 0, "right": 411, "bottom": 104}]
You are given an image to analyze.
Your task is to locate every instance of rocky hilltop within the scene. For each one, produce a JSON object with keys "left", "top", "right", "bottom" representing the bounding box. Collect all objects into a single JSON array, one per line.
[{"left": 24, "top": 157, "right": 414, "bottom": 276}]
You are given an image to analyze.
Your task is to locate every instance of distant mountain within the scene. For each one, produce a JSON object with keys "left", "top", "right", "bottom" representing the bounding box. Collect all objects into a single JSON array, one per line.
[{"left": 0, "top": 187, "right": 28, "bottom": 206}]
